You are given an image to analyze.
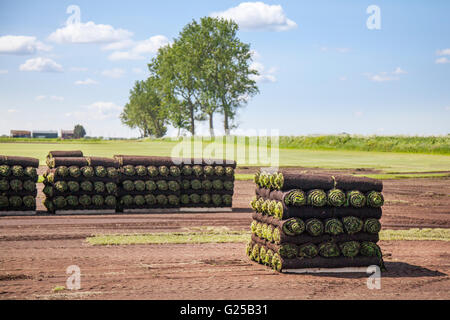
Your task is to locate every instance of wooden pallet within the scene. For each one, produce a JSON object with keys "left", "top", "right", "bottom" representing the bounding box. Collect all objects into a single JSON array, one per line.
[
  {"left": 0, "top": 211, "right": 37, "bottom": 216},
  {"left": 283, "top": 267, "right": 370, "bottom": 274}
]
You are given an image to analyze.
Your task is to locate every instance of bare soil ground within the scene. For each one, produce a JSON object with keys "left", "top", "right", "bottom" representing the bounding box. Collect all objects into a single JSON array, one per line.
[{"left": 0, "top": 168, "right": 449, "bottom": 300}]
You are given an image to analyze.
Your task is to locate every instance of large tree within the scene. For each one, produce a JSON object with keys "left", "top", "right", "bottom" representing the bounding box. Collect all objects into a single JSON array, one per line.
[
  {"left": 149, "top": 17, "right": 258, "bottom": 136},
  {"left": 120, "top": 77, "right": 168, "bottom": 138},
  {"left": 73, "top": 124, "right": 86, "bottom": 139}
]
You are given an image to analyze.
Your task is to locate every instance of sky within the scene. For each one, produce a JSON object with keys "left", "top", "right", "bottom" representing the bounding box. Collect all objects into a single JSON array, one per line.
[{"left": 0, "top": 0, "right": 449, "bottom": 138}]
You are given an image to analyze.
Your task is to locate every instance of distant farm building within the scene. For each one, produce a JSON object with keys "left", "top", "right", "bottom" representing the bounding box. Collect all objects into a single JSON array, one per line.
[
  {"left": 32, "top": 130, "right": 58, "bottom": 139},
  {"left": 61, "top": 130, "right": 75, "bottom": 139},
  {"left": 10, "top": 130, "right": 31, "bottom": 138}
]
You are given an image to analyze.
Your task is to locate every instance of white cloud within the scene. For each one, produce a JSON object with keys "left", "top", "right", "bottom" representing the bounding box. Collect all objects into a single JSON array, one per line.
[
  {"left": 354, "top": 111, "right": 363, "bottom": 118},
  {"left": 101, "top": 68, "right": 125, "bottom": 78},
  {"left": 35, "top": 95, "right": 64, "bottom": 101},
  {"left": 250, "top": 61, "right": 277, "bottom": 83},
  {"left": 393, "top": 67, "right": 407, "bottom": 75},
  {"left": 365, "top": 67, "right": 407, "bottom": 82},
  {"left": 48, "top": 22, "right": 133, "bottom": 44},
  {"left": 7, "top": 109, "right": 18, "bottom": 113},
  {"left": 0, "top": 69, "right": 8, "bottom": 74},
  {"left": 211, "top": 2, "right": 297, "bottom": 31},
  {"left": 75, "top": 78, "right": 98, "bottom": 85},
  {"left": 0, "top": 35, "right": 51, "bottom": 55},
  {"left": 435, "top": 57, "right": 450, "bottom": 64},
  {"left": 108, "top": 35, "right": 170, "bottom": 61},
  {"left": 102, "top": 39, "right": 134, "bottom": 51},
  {"left": 339, "top": 76, "right": 347, "bottom": 81},
  {"left": 436, "top": 48, "right": 450, "bottom": 56},
  {"left": 19, "top": 57, "right": 63, "bottom": 72},
  {"left": 66, "top": 101, "right": 122, "bottom": 120}
]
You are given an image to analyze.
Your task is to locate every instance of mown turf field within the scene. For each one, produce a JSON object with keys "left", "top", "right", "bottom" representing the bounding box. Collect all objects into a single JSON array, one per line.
[{"left": 1, "top": 139, "right": 449, "bottom": 173}]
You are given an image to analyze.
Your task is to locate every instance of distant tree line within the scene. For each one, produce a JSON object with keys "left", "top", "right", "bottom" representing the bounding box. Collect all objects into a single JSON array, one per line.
[{"left": 121, "top": 17, "right": 259, "bottom": 137}]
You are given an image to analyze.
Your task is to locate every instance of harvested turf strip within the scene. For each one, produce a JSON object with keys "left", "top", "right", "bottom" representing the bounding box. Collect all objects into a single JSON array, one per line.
[
  {"left": 114, "top": 155, "right": 181, "bottom": 167},
  {"left": 276, "top": 172, "right": 335, "bottom": 191},
  {"left": 47, "top": 150, "right": 83, "bottom": 159},
  {"left": 0, "top": 156, "right": 39, "bottom": 168},
  {"left": 47, "top": 157, "right": 89, "bottom": 168},
  {"left": 364, "top": 218, "right": 382, "bottom": 234},
  {"left": 334, "top": 175, "right": 382, "bottom": 192},
  {"left": 87, "top": 157, "right": 119, "bottom": 168}
]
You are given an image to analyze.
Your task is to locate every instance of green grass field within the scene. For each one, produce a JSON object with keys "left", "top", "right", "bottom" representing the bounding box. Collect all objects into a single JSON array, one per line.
[{"left": 1, "top": 139, "right": 449, "bottom": 173}]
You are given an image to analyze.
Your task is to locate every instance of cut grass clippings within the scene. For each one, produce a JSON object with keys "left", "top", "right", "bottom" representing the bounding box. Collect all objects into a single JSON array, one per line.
[{"left": 86, "top": 228, "right": 450, "bottom": 245}]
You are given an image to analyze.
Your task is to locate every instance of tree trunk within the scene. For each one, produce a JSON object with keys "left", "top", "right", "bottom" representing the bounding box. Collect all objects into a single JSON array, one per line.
[
  {"left": 209, "top": 112, "right": 214, "bottom": 137},
  {"left": 189, "top": 103, "right": 195, "bottom": 136},
  {"left": 223, "top": 107, "right": 230, "bottom": 136}
]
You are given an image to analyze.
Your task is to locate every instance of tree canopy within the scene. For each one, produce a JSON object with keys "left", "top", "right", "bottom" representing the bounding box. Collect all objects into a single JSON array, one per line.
[{"left": 122, "top": 16, "right": 259, "bottom": 137}]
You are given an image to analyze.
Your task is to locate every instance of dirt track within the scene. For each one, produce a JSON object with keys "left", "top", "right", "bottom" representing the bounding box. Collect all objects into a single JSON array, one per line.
[{"left": 0, "top": 172, "right": 449, "bottom": 300}]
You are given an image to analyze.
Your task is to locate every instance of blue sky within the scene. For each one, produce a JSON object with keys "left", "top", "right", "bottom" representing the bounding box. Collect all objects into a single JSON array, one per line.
[{"left": 0, "top": 0, "right": 449, "bottom": 137}]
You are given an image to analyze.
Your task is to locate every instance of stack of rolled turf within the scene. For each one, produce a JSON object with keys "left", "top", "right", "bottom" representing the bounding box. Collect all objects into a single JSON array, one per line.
[
  {"left": 247, "top": 170, "right": 385, "bottom": 272},
  {"left": 179, "top": 158, "right": 236, "bottom": 208},
  {"left": 0, "top": 155, "right": 39, "bottom": 213},
  {"left": 113, "top": 155, "right": 181, "bottom": 211},
  {"left": 43, "top": 151, "right": 119, "bottom": 213}
]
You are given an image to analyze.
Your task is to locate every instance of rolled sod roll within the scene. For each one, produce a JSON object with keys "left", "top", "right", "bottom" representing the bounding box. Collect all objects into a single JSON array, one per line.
[
  {"left": 318, "top": 242, "right": 340, "bottom": 258},
  {"left": 158, "top": 166, "right": 169, "bottom": 177},
  {"left": 339, "top": 241, "right": 360, "bottom": 258},
  {"left": 81, "top": 166, "right": 94, "bottom": 178},
  {"left": 0, "top": 179, "right": 9, "bottom": 191},
  {"left": 0, "top": 155, "right": 39, "bottom": 168},
  {"left": 24, "top": 167, "right": 38, "bottom": 180},
  {"left": 105, "top": 182, "right": 118, "bottom": 194},
  {"left": 95, "top": 166, "right": 107, "bottom": 178},
  {"left": 134, "top": 180, "right": 146, "bottom": 192},
  {"left": 105, "top": 195, "right": 117, "bottom": 207},
  {"left": 212, "top": 194, "right": 222, "bottom": 206},
  {"left": 10, "top": 179, "right": 23, "bottom": 192},
  {"left": 366, "top": 191, "right": 384, "bottom": 208},
  {"left": 68, "top": 181, "right": 80, "bottom": 193},
  {"left": 274, "top": 172, "right": 335, "bottom": 191},
  {"left": 284, "top": 189, "right": 306, "bottom": 206},
  {"left": 201, "top": 193, "right": 211, "bottom": 205},
  {"left": 156, "top": 180, "right": 168, "bottom": 191},
  {"left": 66, "top": 195, "right": 79, "bottom": 207},
  {"left": 181, "top": 165, "right": 193, "bottom": 176},
  {"left": 342, "top": 216, "right": 364, "bottom": 234},
  {"left": 47, "top": 150, "right": 83, "bottom": 159},
  {"left": 245, "top": 241, "right": 253, "bottom": 258},
  {"left": 251, "top": 243, "right": 261, "bottom": 263},
  {"left": 107, "top": 167, "right": 119, "bottom": 179},
  {"left": 114, "top": 155, "right": 179, "bottom": 167},
  {"left": 364, "top": 218, "right": 382, "bottom": 234},
  {"left": 327, "top": 189, "right": 346, "bottom": 207},
  {"left": 169, "top": 166, "right": 181, "bottom": 177},
  {"left": 202, "top": 180, "right": 212, "bottom": 190},
  {"left": 222, "top": 194, "right": 232, "bottom": 206},
  {"left": 360, "top": 241, "right": 385, "bottom": 270},
  {"left": 0, "top": 165, "right": 11, "bottom": 177},
  {"left": 120, "top": 195, "right": 133, "bottom": 206},
  {"left": 334, "top": 175, "right": 383, "bottom": 192},
  {"left": 264, "top": 249, "right": 274, "bottom": 266},
  {"left": 144, "top": 194, "right": 156, "bottom": 206},
  {"left": 147, "top": 166, "right": 159, "bottom": 177},
  {"left": 180, "top": 194, "right": 190, "bottom": 205},
  {"left": 346, "top": 190, "right": 366, "bottom": 208},
  {"left": 324, "top": 218, "right": 344, "bottom": 236},
  {"left": 143, "top": 180, "right": 156, "bottom": 192},
  {"left": 56, "top": 166, "right": 70, "bottom": 177},
  {"left": 133, "top": 195, "right": 145, "bottom": 206},
  {"left": 298, "top": 243, "right": 319, "bottom": 258},
  {"left": 122, "top": 165, "right": 136, "bottom": 176},
  {"left": 225, "top": 167, "right": 234, "bottom": 176},
  {"left": 306, "top": 189, "right": 327, "bottom": 207},
  {"left": 281, "top": 218, "right": 305, "bottom": 236},
  {"left": 87, "top": 157, "right": 119, "bottom": 168},
  {"left": 305, "top": 218, "right": 324, "bottom": 236},
  {"left": 47, "top": 157, "right": 89, "bottom": 168},
  {"left": 54, "top": 181, "right": 68, "bottom": 193},
  {"left": 279, "top": 244, "right": 298, "bottom": 259}
]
